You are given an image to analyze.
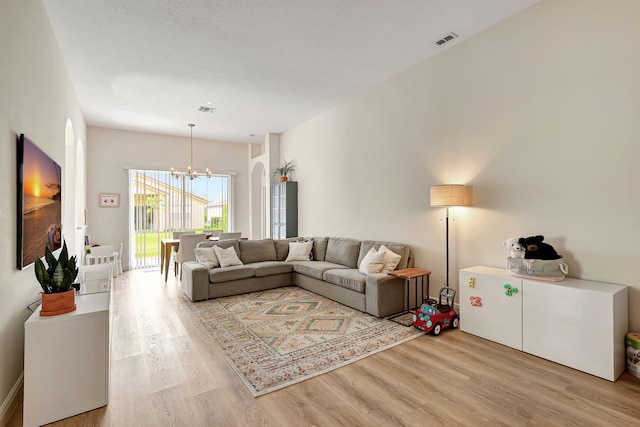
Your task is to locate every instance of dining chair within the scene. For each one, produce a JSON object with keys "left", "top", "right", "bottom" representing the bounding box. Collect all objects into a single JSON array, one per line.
[
  {"left": 174, "top": 233, "right": 206, "bottom": 279},
  {"left": 78, "top": 263, "right": 113, "bottom": 293},
  {"left": 204, "top": 229, "right": 223, "bottom": 238},
  {"left": 87, "top": 245, "right": 118, "bottom": 277},
  {"left": 218, "top": 232, "right": 241, "bottom": 240},
  {"left": 116, "top": 242, "right": 124, "bottom": 275},
  {"left": 171, "top": 231, "right": 194, "bottom": 264},
  {"left": 172, "top": 231, "right": 195, "bottom": 239}
]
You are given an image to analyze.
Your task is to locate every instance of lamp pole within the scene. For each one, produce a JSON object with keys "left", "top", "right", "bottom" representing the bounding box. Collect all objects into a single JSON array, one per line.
[
  {"left": 445, "top": 206, "right": 450, "bottom": 288},
  {"left": 430, "top": 184, "right": 468, "bottom": 290}
]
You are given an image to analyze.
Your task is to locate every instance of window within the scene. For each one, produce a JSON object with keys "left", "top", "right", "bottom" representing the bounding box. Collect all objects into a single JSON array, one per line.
[{"left": 129, "top": 169, "right": 232, "bottom": 269}]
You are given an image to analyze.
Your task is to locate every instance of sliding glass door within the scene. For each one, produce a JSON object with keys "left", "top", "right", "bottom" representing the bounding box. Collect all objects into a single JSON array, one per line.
[{"left": 129, "top": 169, "right": 232, "bottom": 269}]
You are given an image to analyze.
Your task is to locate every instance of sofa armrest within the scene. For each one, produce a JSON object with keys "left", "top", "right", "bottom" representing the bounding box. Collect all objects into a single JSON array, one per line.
[
  {"left": 181, "top": 261, "right": 210, "bottom": 301},
  {"left": 365, "top": 273, "right": 405, "bottom": 317}
]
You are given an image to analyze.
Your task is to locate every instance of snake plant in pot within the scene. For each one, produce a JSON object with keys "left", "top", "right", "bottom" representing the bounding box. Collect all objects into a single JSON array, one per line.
[{"left": 35, "top": 241, "right": 80, "bottom": 316}]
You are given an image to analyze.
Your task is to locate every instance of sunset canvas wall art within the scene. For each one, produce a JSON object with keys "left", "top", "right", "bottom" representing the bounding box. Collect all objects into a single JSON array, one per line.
[{"left": 17, "top": 134, "right": 62, "bottom": 269}]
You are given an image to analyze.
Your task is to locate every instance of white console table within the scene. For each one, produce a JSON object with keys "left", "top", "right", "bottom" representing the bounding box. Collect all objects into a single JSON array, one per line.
[
  {"left": 24, "top": 270, "right": 111, "bottom": 426},
  {"left": 460, "top": 266, "right": 628, "bottom": 381}
]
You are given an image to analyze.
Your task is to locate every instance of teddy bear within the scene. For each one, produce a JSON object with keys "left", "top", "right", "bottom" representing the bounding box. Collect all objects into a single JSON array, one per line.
[
  {"left": 518, "top": 235, "right": 560, "bottom": 260},
  {"left": 503, "top": 236, "right": 525, "bottom": 259}
]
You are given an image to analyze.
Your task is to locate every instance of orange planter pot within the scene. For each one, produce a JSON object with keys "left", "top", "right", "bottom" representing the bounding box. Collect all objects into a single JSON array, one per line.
[
  {"left": 279, "top": 176, "right": 288, "bottom": 182},
  {"left": 40, "top": 290, "right": 76, "bottom": 316}
]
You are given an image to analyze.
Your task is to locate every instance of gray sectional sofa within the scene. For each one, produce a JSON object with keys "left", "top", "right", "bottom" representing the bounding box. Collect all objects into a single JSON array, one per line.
[{"left": 181, "top": 237, "right": 413, "bottom": 317}]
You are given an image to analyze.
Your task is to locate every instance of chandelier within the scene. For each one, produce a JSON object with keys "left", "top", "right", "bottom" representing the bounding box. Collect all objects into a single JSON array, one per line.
[{"left": 171, "top": 123, "right": 212, "bottom": 180}]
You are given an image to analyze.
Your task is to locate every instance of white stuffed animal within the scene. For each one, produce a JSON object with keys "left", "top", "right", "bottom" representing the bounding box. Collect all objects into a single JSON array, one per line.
[{"left": 503, "top": 236, "right": 525, "bottom": 259}]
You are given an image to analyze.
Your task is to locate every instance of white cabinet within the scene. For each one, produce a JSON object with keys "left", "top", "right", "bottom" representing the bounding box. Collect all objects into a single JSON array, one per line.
[
  {"left": 24, "top": 291, "right": 110, "bottom": 426},
  {"left": 271, "top": 181, "right": 298, "bottom": 239},
  {"left": 459, "top": 266, "right": 522, "bottom": 350},
  {"left": 460, "top": 266, "right": 628, "bottom": 381},
  {"left": 522, "top": 277, "right": 628, "bottom": 382}
]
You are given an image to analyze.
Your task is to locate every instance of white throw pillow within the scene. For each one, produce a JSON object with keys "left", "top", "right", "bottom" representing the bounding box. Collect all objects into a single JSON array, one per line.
[
  {"left": 285, "top": 240, "right": 313, "bottom": 262},
  {"left": 358, "top": 247, "right": 385, "bottom": 275},
  {"left": 213, "top": 245, "right": 243, "bottom": 268},
  {"left": 194, "top": 247, "right": 219, "bottom": 269},
  {"left": 379, "top": 244, "right": 402, "bottom": 273}
]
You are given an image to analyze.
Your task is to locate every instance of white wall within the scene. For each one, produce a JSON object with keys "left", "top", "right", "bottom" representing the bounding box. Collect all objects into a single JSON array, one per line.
[
  {"left": 280, "top": 0, "right": 640, "bottom": 331},
  {"left": 0, "top": 0, "right": 87, "bottom": 420},
  {"left": 86, "top": 126, "right": 250, "bottom": 269}
]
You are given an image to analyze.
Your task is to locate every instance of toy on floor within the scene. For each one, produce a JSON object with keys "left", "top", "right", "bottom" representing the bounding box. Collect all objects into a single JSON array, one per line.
[{"left": 412, "top": 287, "right": 458, "bottom": 336}]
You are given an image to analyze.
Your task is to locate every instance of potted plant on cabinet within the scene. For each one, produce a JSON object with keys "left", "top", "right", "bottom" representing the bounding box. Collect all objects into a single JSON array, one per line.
[
  {"left": 274, "top": 160, "right": 296, "bottom": 182},
  {"left": 34, "top": 241, "right": 80, "bottom": 316}
]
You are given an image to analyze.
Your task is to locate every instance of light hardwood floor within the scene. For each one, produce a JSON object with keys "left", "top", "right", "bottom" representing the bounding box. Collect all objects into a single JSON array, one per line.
[{"left": 9, "top": 269, "right": 640, "bottom": 426}]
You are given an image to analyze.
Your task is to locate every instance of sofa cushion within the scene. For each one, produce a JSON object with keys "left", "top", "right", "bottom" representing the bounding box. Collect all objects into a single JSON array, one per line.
[
  {"left": 358, "top": 248, "right": 385, "bottom": 275},
  {"left": 285, "top": 240, "right": 313, "bottom": 261},
  {"left": 274, "top": 238, "right": 298, "bottom": 261},
  {"left": 194, "top": 247, "right": 219, "bottom": 269},
  {"left": 323, "top": 269, "right": 366, "bottom": 293},
  {"left": 358, "top": 240, "right": 411, "bottom": 270},
  {"left": 291, "top": 261, "right": 348, "bottom": 280},
  {"left": 252, "top": 261, "right": 294, "bottom": 277},
  {"left": 213, "top": 246, "right": 243, "bottom": 268},
  {"left": 197, "top": 239, "right": 240, "bottom": 254},
  {"left": 239, "top": 239, "right": 277, "bottom": 264},
  {"left": 379, "top": 244, "right": 402, "bottom": 273},
  {"left": 310, "top": 237, "right": 329, "bottom": 261},
  {"left": 325, "top": 237, "right": 361, "bottom": 268},
  {"left": 208, "top": 265, "right": 255, "bottom": 283}
]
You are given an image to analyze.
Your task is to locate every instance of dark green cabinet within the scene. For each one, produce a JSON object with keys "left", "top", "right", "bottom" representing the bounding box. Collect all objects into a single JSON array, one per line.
[{"left": 271, "top": 181, "right": 298, "bottom": 239}]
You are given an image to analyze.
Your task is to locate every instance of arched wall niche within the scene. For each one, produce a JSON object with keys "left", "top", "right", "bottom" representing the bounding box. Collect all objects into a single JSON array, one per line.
[
  {"left": 63, "top": 118, "right": 87, "bottom": 258},
  {"left": 250, "top": 161, "right": 267, "bottom": 239},
  {"left": 248, "top": 133, "right": 280, "bottom": 240},
  {"left": 74, "top": 138, "right": 86, "bottom": 258},
  {"left": 63, "top": 119, "right": 75, "bottom": 252}
]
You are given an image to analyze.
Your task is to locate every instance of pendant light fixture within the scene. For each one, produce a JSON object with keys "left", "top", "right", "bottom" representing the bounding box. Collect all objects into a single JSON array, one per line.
[{"left": 171, "top": 123, "right": 212, "bottom": 180}]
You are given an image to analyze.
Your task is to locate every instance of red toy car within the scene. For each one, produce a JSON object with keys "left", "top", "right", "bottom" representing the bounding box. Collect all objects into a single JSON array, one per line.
[{"left": 412, "top": 287, "right": 458, "bottom": 335}]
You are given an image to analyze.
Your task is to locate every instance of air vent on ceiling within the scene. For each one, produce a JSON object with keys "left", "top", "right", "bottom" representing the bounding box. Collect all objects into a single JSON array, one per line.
[
  {"left": 435, "top": 32, "right": 459, "bottom": 46},
  {"left": 198, "top": 106, "right": 216, "bottom": 113}
]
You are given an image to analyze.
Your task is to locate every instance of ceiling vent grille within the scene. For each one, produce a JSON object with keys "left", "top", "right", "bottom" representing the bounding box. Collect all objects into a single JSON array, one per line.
[
  {"left": 435, "top": 32, "right": 459, "bottom": 46},
  {"left": 198, "top": 106, "right": 216, "bottom": 113}
]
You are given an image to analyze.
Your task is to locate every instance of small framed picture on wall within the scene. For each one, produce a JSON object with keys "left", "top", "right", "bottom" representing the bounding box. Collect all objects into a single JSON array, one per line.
[{"left": 99, "top": 193, "right": 120, "bottom": 207}]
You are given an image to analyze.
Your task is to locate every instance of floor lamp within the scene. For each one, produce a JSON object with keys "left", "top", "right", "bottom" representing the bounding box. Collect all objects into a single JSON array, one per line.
[{"left": 430, "top": 185, "right": 468, "bottom": 288}]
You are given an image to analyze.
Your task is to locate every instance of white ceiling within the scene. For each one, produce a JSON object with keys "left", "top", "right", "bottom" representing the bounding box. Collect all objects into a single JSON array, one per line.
[{"left": 42, "top": 0, "right": 539, "bottom": 144}]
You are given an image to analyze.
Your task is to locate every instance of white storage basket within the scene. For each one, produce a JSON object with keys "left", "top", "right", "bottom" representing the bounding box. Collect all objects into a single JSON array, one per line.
[{"left": 506, "top": 257, "right": 568, "bottom": 282}]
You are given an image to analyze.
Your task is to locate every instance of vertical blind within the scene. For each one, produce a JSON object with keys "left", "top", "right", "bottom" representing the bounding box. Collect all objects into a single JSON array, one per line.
[{"left": 129, "top": 169, "right": 231, "bottom": 269}]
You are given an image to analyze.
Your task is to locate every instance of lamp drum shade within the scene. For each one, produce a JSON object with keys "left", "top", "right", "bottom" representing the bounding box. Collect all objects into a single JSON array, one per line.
[{"left": 430, "top": 185, "right": 468, "bottom": 207}]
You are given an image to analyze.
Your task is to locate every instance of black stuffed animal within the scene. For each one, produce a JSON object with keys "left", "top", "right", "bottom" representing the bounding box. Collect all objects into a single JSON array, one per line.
[{"left": 518, "top": 235, "right": 560, "bottom": 260}]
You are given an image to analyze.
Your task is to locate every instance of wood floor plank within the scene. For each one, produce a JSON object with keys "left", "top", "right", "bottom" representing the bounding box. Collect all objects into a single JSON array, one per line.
[{"left": 8, "top": 269, "right": 640, "bottom": 427}]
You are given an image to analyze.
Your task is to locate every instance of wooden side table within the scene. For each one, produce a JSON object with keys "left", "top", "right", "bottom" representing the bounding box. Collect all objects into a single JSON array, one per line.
[{"left": 387, "top": 268, "right": 431, "bottom": 325}]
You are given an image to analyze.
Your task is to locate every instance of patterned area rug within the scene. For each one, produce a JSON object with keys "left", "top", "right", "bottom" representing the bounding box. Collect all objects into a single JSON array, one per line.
[{"left": 183, "top": 286, "right": 423, "bottom": 396}]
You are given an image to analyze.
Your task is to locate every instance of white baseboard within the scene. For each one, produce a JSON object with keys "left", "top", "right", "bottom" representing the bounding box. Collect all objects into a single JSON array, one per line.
[{"left": 0, "top": 372, "right": 23, "bottom": 426}]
